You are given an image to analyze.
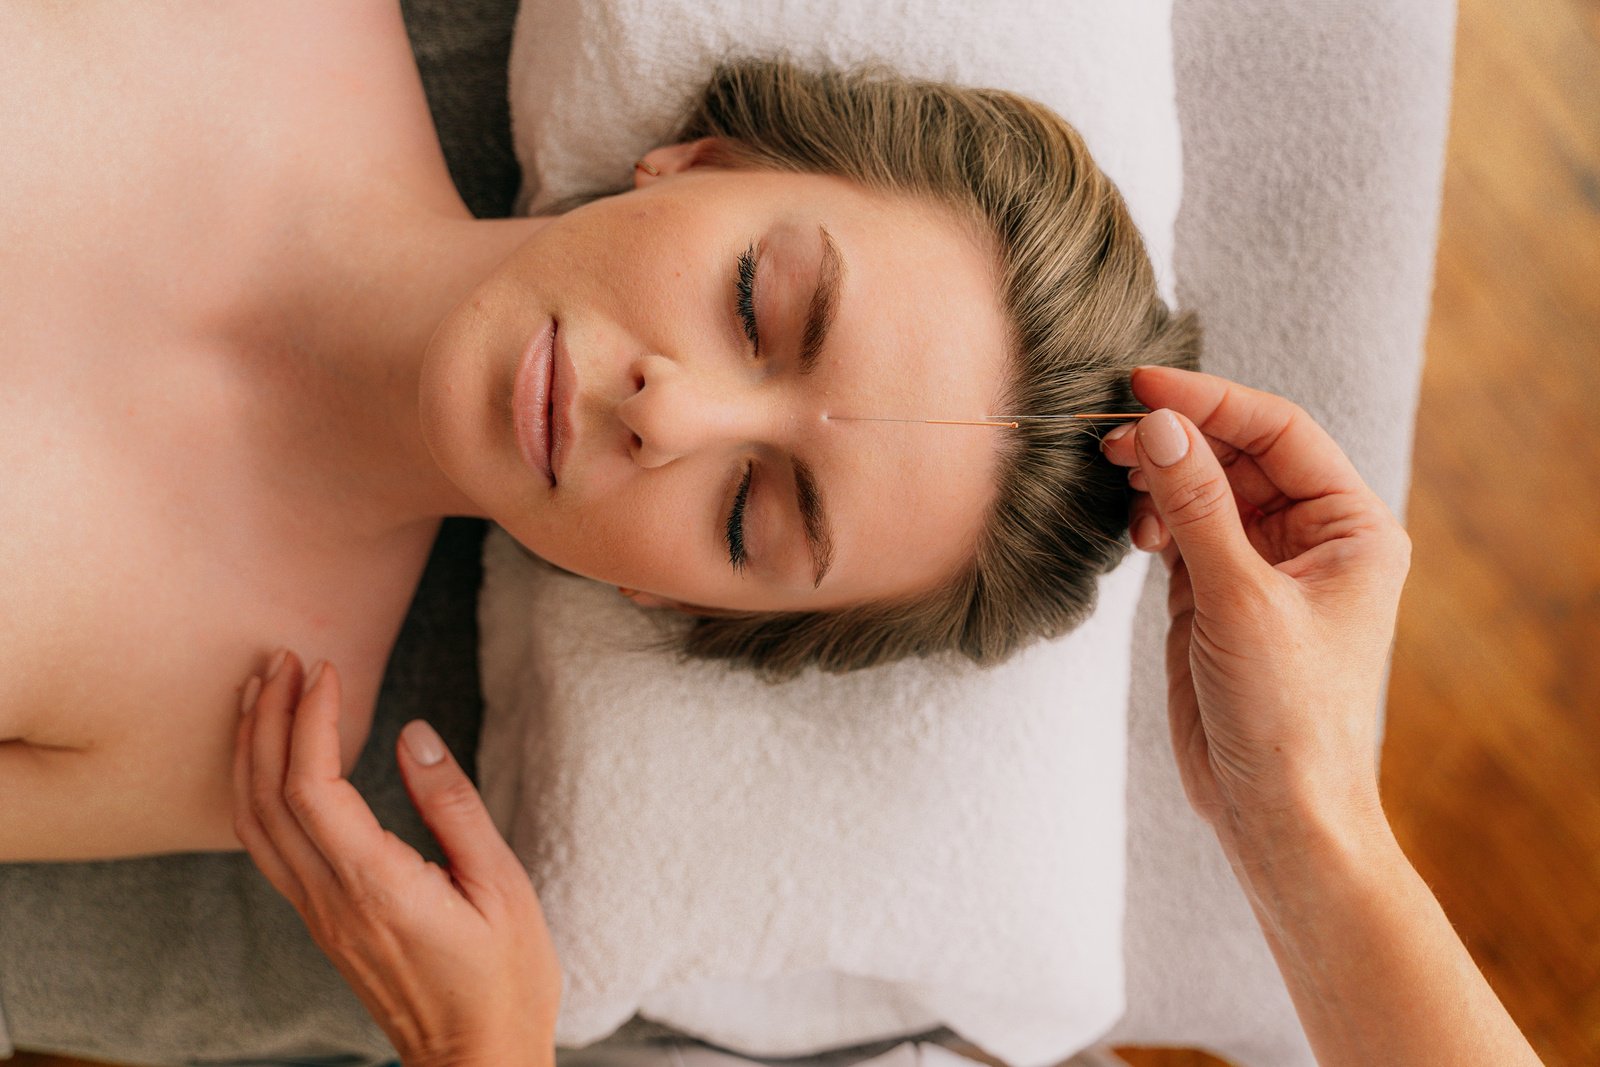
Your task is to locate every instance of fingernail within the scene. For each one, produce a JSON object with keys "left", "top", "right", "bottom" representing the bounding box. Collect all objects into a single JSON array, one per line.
[
  {"left": 1133, "top": 515, "right": 1161, "bottom": 551},
  {"left": 304, "top": 660, "right": 325, "bottom": 691},
  {"left": 265, "top": 648, "right": 290, "bottom": 682},
  {"left": 402, "top": 720, "right": 446, "bottom": 767},
  {"left": 1102, "top": 423, "right": 1135, "bottom": 447},
  {"left": 239, "top": 675, "right": 262, "bottom": 716},
  {"left": 1138, "top": 409, "right": 1189, "bottom": 467}
]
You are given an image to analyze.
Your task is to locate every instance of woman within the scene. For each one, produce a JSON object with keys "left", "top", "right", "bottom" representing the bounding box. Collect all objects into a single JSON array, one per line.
[
  {"left": 231, "top": 368, "right": 1543, "bottom": 1066},
  {"left": 2, "top": 3, "right": 1192, "bottom": 862}
]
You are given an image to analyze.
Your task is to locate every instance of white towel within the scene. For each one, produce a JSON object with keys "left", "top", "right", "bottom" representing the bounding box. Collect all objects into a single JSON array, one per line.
[
  {"left": 486, "top": 3, "right": 1182, "bottom": 1065},
  {"left": 482, "top": 545, "right": 1150, "bottom": 1065}
]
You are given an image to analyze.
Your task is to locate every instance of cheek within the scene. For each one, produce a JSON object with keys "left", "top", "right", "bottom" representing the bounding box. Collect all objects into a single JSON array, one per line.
[
  {"left": 530, "top": 474, "right": 709, "bottom": 586},
  {"left": 551, "top": 196, "right": 699, "bottom": 299}
]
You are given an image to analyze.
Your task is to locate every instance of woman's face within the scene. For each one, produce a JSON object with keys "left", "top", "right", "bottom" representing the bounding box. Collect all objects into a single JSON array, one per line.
[{"left": 421, "top": 139, "right": 1010, "bottom": 613}]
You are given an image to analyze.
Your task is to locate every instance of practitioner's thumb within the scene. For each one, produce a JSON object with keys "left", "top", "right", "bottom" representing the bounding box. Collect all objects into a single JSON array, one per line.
[
  {"left": 1134, "top": 409, "right": 1265, "bottom": 602},
  {"left": 397, "top": 719, "right": 519, "bottom": 895}
]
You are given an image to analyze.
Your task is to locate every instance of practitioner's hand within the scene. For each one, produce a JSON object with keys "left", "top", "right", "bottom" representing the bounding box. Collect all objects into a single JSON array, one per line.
[
  {"left": 233, "top": 650, "right": 560, "bottom": 1067},
  {"left": 1098, "top": 366, "right": 1412, "bottom": 851}
]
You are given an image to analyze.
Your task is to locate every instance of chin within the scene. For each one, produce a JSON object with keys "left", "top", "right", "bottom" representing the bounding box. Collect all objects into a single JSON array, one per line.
[{"left": 415, "top": 313, "right": 512, "bottom": 514}]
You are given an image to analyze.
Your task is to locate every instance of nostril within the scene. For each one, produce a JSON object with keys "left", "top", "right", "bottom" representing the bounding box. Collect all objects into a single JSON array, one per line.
[
  {"left": 631, "top": 432, "right": 643, "bottom": 451},
  {"left": 632, "top": 370, "right": 645, "bottom": 391}
]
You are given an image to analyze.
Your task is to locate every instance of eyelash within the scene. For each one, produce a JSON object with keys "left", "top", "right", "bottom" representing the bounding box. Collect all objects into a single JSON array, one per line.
[
  {"left": 736, "top": 243, "right": 760, "bottom": 355},
  {"left": 726, "top": 462, "right": 753, "bottom": 573}
]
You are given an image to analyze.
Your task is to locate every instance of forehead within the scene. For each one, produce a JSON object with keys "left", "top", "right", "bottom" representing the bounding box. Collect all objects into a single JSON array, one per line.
[{"left": 740, "top": 172, "right": 1013, "bottom": 604}]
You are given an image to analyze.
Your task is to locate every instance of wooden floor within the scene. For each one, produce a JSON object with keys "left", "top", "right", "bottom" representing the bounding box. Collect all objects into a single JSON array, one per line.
[
  {"left": 9, "top": 1, "right": 1597, "bottom": 1066},
  {"left": 1370, "top": 0, "right": 1600, "bottom": 1063}
]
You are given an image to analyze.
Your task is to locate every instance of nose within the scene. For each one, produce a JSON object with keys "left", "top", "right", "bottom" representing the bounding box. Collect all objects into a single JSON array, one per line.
[{"left": 617, "top": 353, "right": 781, "bottom": 468}]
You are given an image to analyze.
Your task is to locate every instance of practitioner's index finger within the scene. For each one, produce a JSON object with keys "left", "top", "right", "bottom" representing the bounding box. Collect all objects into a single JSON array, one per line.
[{"left": 1131, "top": 366, "right": 1370, "bottom": 503}]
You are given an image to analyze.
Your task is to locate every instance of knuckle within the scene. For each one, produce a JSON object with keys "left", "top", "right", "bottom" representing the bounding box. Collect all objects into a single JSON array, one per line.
[
  {"left": 1359, "top": 507, "right": 1412, "bottom": 578},
  {"left": 283, "top": 778, "right": 320, "bottom": 821},
  {"left": 308, "top": 907, "right": 355, "bottom": 950},
  {"left": 1206, "top": 435, "right": 1246, "bottom": 471},
  {"left": 1384, "top": 527, "right": 1414, "bottom": 583},
  {"left": 344, "top": 879, "right": 395, "bottom": 917},
  {"left": 432, "top": 776, "right": 485, "bottom": 818},
  {"left": 250, "top": 782, "right": 280, "bottom": 820},
  {"left": 1160, "top": 472, "right": 1231, "bottom": 530},
  {"left": 1252, "top": 570, "right": 1301, "bottom": 619},
  {"left": 1392, "top": 526, "right": 1413, "bottom": 566}
]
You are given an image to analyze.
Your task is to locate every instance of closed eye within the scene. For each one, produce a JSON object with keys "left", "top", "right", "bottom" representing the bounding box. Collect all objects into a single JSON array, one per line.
[{"left": 736, "top": 242, "right": 760, "bottom": 355}]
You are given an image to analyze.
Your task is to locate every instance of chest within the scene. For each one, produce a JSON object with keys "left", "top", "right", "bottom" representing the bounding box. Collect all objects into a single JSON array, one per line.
[
  {"left": 0, "top": 371, "right": 425, "bottom": 749},
  {"left": 0, "top": 4, "right": 443, "bottom": 803}
]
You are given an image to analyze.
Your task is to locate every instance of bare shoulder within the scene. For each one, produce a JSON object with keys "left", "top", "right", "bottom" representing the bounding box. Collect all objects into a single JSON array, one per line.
[
  {"left": 1, "top": 2, "right": 405, "bottom": 70},
  {"left": 1, "top": 1, "right": 426, "bottom": 187},
  {"left": 4, "top": 0, "right": 452, "bottom": 251}
]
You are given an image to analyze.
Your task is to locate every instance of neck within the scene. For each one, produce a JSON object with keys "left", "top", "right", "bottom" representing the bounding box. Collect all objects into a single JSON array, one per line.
[{"left": 243, "top": 197, "right": 552, "bottom": 544}]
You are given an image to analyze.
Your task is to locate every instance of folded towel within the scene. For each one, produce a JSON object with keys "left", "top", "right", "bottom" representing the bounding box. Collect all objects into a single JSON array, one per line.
[
  {"left": 494, "top": 0, "right": 1459, "bottom": 1063},
  {"left": 482, "top": 546, "right": 1150, "bottom": 1066},
  {"left": 486, "top": 4, "right": 1184, "bottom": 1065}
]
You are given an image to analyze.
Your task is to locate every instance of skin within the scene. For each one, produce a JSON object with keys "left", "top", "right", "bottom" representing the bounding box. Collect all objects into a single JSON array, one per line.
[
  {"left": 10, "top": 8, "right": 1541, "bottom": 1065},
  {"left": 1099, "top": 368, "right": 1538, "bottom": 1066},
  {"left": 243, "top": 367, "right": 1533, "bottom": 1064},
  {"left": 2, "top": 3, "right": 1006, "bottom": 861},
  {"left": 420, "top": 137, "right": 1011, "bottom": 614},
  {"left": 235, "top": 652, "right": 559, "bottom": 1067}
]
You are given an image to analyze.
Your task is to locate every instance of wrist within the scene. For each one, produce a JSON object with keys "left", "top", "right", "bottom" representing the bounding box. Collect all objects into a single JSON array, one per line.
[
  {"left": 1218, "top": 785, "right": 1396, "bottom": 885},
  {"left": 1217, "top": 792, "right": 1407, "bottom": 968}
]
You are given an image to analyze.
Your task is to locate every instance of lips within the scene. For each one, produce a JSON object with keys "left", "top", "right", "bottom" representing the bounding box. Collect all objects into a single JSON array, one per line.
[{"left": 512, "top": 318, "right": 557, "bottom": 485}]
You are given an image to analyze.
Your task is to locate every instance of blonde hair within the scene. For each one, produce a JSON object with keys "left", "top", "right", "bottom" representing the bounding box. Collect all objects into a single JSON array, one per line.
[{"left": 549, "top": 56, "right": 1199, "bottom": 677}]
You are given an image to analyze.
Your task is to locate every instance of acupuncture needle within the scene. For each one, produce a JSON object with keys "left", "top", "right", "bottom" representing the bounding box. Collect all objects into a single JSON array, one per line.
[{"left": 825, "top": 413, "right": 1150, "bottom": 428}]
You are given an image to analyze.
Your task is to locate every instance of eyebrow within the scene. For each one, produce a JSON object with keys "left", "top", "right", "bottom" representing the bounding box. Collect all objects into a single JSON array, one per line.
[
  {"left": 798, "top": 224, "right": 844, "bottom": 375},
  {"left": 792, "top": 457, "right": 835, "bottom": 588},
  {"left": 791, "top": 223, "right": 844, "bottom": 587}
]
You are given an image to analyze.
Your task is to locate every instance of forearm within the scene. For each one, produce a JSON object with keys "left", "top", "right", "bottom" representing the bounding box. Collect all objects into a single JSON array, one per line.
[{"left": 1222, "top": 802, "right": 1542, "bottom": 1067}]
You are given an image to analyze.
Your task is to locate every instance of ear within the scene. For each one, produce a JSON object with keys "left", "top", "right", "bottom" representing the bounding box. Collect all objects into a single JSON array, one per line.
[{"left": 632, "top": 136, "right": 729, "bottom": 189}]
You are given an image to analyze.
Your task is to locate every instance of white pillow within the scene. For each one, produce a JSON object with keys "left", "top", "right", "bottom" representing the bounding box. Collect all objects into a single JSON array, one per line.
[
  {"left": 489, "top": 4, "right": 1181, "bottom": 1066},
  {"left": 509, "top": 0, "right": 1179, "bottom": 305},
  {"left": 482, "top": 542, "right": 1148, "bottom": 1067}
]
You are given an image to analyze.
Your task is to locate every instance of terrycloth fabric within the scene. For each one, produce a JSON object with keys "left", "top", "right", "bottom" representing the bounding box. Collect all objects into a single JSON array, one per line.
[
  {"left": 491, "top": 3, "right": 1182, "bottom": 1064},
  {"left": 511, "top": 0, "right": 1182, "bottom": 307},
  {"left": 1098, "top": 2, "right": 1454, "bottom": 1060},
  {"left": 494, "top": 1, "right": 1456, "bottom": 1066},
  {"left": 481, "top": 545, "right": 1149, "bottom": 1066}
]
